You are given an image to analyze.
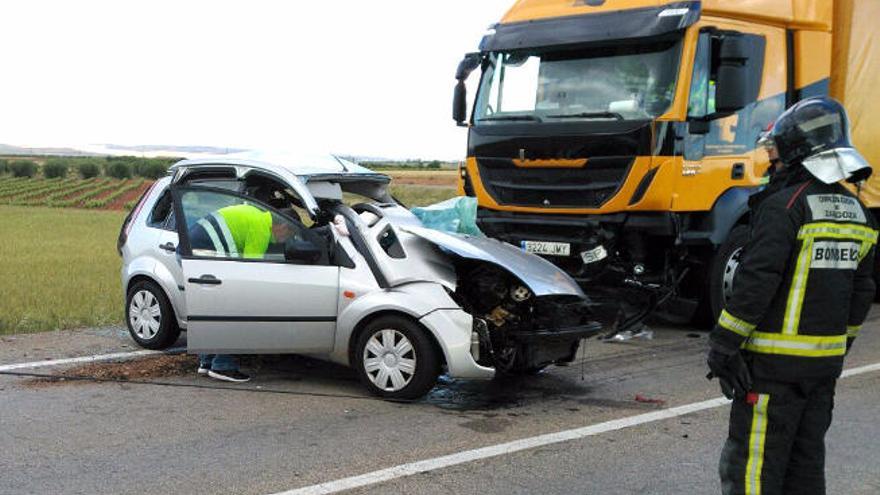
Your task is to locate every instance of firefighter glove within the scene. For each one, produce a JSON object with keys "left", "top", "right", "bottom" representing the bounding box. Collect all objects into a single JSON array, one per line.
[{"left": 707, "top": 345, "right": 752, "bottom": 400}]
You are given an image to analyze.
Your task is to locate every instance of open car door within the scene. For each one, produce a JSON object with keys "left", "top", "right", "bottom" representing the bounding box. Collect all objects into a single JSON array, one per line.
[{"left": 171, "top": 185, "right": 340, "bottom": 354}]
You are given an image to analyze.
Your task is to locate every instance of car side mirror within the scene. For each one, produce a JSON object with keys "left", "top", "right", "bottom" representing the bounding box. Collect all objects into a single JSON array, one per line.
[
  {"left": 453, "top": 53, "right": 481, "bottom": 126},
  {"left": 714, "top": 34, "right": 755, "bottom": 113},
  {"left": 284, "top": 238, "right": 322, "bottom": 264}
]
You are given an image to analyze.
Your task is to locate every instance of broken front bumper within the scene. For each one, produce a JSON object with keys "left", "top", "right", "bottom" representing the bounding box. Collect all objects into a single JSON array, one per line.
[{"left": 506, "top": 322, "right": 603, "bottom": 343}]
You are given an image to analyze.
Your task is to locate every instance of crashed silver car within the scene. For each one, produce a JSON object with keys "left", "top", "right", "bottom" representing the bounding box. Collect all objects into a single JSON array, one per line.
[{"left": 118, "top": 153, "right": 601, "bottom": 398}]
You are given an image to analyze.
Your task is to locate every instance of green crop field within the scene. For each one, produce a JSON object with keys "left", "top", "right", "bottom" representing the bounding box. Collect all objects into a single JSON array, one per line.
[
  {"left": 0, "top": 176, "right": 149, "bottom": 209},
  {"left": 0, "top": 206, "right": 127, "bottom": 334}
]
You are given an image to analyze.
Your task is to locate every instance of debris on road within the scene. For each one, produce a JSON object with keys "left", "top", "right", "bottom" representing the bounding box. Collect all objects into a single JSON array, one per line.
[
  {"left": 24, "top": 354, "right": 196, "bottom": 388},
  {"left": 633, "top": 394, "right": 666, "bottom": 406},
  {"left": 606, "top": 328, "right": 654, "bottom": 342}
]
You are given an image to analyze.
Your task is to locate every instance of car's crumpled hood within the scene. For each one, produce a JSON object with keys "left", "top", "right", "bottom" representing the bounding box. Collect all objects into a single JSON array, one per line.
[{"left": 398, "top": 225, "right": 585, "bottom": 298}]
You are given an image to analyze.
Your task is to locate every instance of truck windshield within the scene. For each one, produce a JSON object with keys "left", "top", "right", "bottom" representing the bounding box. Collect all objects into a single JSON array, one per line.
[{"left": 474, "top": 38, "right": 683, "bottom": 124}]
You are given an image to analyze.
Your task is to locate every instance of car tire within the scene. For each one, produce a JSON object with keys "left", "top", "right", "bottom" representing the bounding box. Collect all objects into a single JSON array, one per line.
[
  {"left": 354, "top": 315, "right": 440, "bottom": 400},
  {"left": 708, "top": 225, "right": 749, "bottom": 323},
  {"left": 125, "top": 280, "right": 180, "bottom": 350}
]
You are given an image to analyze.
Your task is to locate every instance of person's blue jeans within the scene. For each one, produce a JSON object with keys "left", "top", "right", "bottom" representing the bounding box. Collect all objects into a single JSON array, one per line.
[{"left": 199, "top": 354, "right": 239, "bottom": 372}]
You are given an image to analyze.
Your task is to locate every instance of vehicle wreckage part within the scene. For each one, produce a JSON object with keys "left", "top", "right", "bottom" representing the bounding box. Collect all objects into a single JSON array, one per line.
[
  {"left": 419, "top": 309, "right": 495, "bottom": 380},
  {"left": 353, "top": 315, "right": 441, "bottom": 399},
  {"left": 399, "top": 225, "right": 585, "bottom": 298},
  {"left": 454, "top": 263, "right": 601, "bottom": 373}
]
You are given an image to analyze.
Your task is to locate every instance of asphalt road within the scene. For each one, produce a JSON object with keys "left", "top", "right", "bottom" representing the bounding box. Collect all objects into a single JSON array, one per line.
[{"left": 2, "top": 310, "right": 879, "bottom": 495}]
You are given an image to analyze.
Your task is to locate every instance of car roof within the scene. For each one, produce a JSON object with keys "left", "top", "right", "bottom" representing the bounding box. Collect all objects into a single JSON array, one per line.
[{"left": 171, "top": 151, "right": 382, "bottom": 178}]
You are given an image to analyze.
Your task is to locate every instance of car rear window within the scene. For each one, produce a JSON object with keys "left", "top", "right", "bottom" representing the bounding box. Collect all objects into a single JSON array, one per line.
[{"left": 148, "top": 190, "right": 175, "bottom": 230}]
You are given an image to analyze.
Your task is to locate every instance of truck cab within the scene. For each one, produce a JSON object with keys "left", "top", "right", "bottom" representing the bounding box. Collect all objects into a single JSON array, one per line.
[{"left": 453, "top": 0, "right": 869, "bottom": 323}]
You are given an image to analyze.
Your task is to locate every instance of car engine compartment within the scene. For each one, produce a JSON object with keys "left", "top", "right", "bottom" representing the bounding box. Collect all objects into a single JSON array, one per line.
[{"left": 451, "top": 261, "right": 602, "bottom": 373}]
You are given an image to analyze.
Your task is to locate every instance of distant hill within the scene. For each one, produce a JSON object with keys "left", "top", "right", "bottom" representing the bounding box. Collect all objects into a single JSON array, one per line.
[
  {"left": 100, "top": 144, "right": 247, "bottom": 154},
  {"left": 0, "top": 144, "right": 99, "bottom": 157}
]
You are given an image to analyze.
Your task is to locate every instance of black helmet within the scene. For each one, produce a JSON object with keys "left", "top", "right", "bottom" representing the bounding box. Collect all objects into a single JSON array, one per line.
[{"left": 768, "top": 96, "right": 871, "bottom": 184}]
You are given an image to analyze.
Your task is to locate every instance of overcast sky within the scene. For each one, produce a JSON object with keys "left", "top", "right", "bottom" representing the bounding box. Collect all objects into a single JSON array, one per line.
[{"left": 0, "top": 1, "right": 512, "bottom": 160}]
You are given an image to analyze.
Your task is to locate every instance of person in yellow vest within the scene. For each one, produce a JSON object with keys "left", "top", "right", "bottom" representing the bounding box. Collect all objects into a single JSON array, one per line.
[{"left": 189, "top": 203, "right": 298, "bottom": 382}]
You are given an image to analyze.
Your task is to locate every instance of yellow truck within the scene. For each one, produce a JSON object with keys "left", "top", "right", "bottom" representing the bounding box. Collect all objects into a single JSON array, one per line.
[{"left": 452, "top": 0, "right": 879, "bottom": 325}]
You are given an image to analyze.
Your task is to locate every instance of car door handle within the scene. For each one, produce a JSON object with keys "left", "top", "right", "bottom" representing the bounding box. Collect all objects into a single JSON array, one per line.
[
  {"left": 159, "top": 242, "right": 177, "bottom": 252},
  {"left": 188, "top": 275, "right": 222, "bottom": 285}
]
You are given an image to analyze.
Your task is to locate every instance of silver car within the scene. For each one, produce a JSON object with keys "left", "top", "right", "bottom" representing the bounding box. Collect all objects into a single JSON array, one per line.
[{"left": 118, "top": 153, "right": 601, "bottom": 399}]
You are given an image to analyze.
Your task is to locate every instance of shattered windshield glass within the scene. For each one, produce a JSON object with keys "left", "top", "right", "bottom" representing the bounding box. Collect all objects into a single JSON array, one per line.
[{"left": 474, "top": 37, "right": 683, "bottom": 123}]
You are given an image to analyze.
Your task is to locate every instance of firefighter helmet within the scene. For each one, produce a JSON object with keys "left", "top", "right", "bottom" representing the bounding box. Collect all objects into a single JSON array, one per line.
[{"left": 768, "top": 96, "right": 871, "bottom": 184}]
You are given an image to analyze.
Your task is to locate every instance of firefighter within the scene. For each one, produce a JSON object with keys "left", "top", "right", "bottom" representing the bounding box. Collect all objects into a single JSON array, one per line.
[{"left": 707, "top": 96, "right": 877, "bottom": 495}]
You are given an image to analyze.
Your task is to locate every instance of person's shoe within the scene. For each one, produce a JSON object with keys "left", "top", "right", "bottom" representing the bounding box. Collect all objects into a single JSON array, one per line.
[
  {"left": 197, "top": 364, "right": 211, "bottom": 375},
  {"left": 207, "top": 369, "right": 251, "bottom": 383}
]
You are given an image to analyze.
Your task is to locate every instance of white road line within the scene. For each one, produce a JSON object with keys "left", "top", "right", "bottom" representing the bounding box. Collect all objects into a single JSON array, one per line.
[
  {"left": 841, "top": 361, "right": 880, "bottom": 377},
  {"left": 0, "top": 348, "right": 185, "bottom": 372},
  {"left": 273, "top": 361, "right": 880, "bottom": 495}
]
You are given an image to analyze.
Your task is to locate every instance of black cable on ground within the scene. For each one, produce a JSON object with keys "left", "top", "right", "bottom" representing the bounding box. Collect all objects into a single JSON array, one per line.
[{"left": 0, "top": 369, "right": 421, "bottom": 404}]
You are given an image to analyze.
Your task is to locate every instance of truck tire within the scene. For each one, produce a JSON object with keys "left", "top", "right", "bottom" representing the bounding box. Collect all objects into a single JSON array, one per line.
[
  {"left": 708, "top": 225, "right": 749, "bottom": 323},
  {"left": 354, "top": 315, "right": 441, "bottom": 400}
]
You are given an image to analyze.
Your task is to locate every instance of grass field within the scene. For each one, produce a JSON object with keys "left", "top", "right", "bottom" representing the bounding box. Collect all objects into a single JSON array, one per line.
[
  {"left": 0, "top": 206, "right": 127, "bottom": 334},
  {"left": 383, "top": 169, "right": 458, "bottom": 187},
  {"left": 0, "top": 181, "right": 459, "bottom": 334}
]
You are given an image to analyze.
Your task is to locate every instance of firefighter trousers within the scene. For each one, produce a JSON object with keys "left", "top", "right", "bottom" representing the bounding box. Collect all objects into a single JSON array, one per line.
[{"left": 719, "top": 378, "right": 836, "bottom": 495}]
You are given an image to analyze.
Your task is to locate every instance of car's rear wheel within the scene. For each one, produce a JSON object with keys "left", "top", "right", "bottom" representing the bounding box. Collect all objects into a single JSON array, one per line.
[
  {"left": 126, "top": 280, "right": 180, "bottom": 350},
  {"left": 354, "top": 315, "right": 440, "bottom": 400}
]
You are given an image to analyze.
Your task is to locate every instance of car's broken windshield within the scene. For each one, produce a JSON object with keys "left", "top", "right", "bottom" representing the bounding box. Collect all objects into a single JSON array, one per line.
[{"left": 474, "top": 36, "right": 683, "bottom": 124}]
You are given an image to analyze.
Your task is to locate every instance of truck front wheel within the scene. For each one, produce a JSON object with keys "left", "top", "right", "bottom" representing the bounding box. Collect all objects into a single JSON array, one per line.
[{"left": 708, "top": 225, "right": 749, "bottom": 322}]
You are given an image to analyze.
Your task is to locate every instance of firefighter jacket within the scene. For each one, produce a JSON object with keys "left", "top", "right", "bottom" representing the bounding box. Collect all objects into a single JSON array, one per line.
[{"left": 710, "top": 178, "right": 878, "bottom": 382}]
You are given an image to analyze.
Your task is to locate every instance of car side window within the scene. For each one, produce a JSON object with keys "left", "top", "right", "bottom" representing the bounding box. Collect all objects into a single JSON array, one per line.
[
  {"left": 176, "top": 188, "right": 329, "bottom": 265},
  {"left": 147, "top": 190, "right": 175, "bottom": 231}
]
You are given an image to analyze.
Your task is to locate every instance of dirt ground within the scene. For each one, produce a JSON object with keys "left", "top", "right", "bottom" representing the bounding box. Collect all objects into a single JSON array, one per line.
[
  {"left": 107, "top": 180, "right": 154, "bottom": 210},
  {"left": 24, "top": 354, "right": 197, "bottom": 387}
]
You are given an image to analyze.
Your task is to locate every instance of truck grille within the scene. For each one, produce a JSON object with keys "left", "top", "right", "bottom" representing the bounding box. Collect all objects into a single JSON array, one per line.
[{"left": 476, "top": 156, "right": 634, "bottom": 208}]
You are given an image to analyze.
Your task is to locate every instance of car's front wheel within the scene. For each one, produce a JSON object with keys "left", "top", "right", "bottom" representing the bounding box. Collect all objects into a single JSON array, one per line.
[
  {"left": 126, "top": 280, "right": 180, "bottom": 350},
  {"left": 354, "top": 315, "right": 440, "bottom": 400}
]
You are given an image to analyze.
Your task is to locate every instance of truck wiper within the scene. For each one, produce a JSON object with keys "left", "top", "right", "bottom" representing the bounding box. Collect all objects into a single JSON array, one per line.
[
  {"left": 546, "top": 111, "right": 624, "bottom": 121},
  {"left": 477, "top": 115, "right": 543, "bottom": 123}
]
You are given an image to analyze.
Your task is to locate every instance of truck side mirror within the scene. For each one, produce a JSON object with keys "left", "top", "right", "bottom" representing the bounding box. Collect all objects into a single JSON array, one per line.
[
  {"left": 453, "top": 81, "right": 468, "bottom": 126},
  {"left": 453, "top": 53, "right": 482, "bottom": 126},
  {"left": 714, "top": 34, "right": 760, "bottom": 113}
]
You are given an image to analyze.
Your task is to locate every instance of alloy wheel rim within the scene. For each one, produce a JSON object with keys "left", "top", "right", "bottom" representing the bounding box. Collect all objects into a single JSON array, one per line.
[
  {"left": 129, "top": 290, "right": 161, "bottom": 340},
  {"left": 721, "top": 247, "right": 743, "bottom": 307},
  {"left": 363, "top": 329, "right": 416, "bottom": 392}
]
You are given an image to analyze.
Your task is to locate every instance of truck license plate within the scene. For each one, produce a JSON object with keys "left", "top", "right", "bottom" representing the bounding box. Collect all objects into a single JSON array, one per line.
[
  {"left": 521, "top": 240, "right": 571, "bottom": 256},
  {"left": 581, "top": 245, "right": 608, "bottom": 264}
]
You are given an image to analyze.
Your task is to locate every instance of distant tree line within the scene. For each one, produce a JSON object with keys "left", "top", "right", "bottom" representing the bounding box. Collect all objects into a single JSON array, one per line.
[
  {"left": 0, "top": 156, "right": 181, "bottom": 180},
  {"left": 359, "top": 159, "right": 456, "bottom": 170}
]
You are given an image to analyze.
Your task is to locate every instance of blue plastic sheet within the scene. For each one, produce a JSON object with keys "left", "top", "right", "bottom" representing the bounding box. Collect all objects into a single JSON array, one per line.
[{"left": 411, "top": 196, "right": 482, "bottom": 236}]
